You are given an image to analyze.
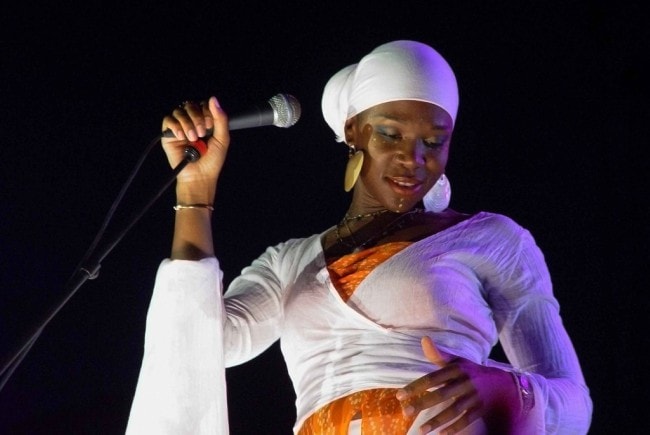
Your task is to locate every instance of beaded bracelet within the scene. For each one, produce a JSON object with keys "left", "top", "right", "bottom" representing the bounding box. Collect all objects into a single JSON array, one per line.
[{"left": 173, "top": 204, "right": 214, "bottom": 211}]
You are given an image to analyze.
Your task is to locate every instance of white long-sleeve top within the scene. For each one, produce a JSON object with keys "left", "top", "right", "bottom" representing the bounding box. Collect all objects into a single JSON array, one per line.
[{"left": 126, "top": 212, "right": 592, "bottom": 434}]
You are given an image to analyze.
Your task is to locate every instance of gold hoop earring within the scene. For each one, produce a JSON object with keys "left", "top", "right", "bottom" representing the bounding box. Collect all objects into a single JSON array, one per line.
[{"left": 344, "top": 145, "right": 364, "bottom": 192}]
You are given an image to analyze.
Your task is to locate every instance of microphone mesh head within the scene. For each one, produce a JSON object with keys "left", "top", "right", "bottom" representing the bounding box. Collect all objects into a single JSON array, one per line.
[{"left": 269, "top": 94, "right": 301, "bottom": 127}]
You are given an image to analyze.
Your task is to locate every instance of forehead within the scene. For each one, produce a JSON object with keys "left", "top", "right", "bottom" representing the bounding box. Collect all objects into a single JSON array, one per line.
[{"left": 360, "top": 100, "right": 453, "bottom": 129}]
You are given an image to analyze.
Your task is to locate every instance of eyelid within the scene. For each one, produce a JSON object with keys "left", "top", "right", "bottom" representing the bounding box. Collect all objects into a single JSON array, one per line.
[
  {"left": 375, "top": 126, "right": 398, "bottom": 136},
  {"left": 424, "top": 140, "right": 445, "bottom": 149},
  {"left": 425, "top": 134, "right": 449, "bottom": 144},
  {"left": 375, "top": 126, "right": 448, "bottom": 145},
  {"left": 376, "top": 130, "right": 401, "bottom": 141}
]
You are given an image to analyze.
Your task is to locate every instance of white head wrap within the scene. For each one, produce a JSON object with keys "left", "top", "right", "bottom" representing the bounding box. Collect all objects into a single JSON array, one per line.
[{"left": 321, "top": 40, "right": 458, "bottom": 143}]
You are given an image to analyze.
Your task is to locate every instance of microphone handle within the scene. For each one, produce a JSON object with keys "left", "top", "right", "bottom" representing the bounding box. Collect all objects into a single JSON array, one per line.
[
  {"left": 227, "top": 104, "right": 274, "bottom": 130},
  {"left": 161, "top": 103, "right": 274, "bottom": 139}
]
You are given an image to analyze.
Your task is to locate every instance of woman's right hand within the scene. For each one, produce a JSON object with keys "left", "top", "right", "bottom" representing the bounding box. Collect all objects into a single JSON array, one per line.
[
  {"left": 161, "top": 96, "right": 230, "bottom": 187},
  {"left": 163, "top": 96, "right": 229, "bottom": 260}
]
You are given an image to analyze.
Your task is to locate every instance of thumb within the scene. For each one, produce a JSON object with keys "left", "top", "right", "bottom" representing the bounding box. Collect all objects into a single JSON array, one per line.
[{"left": 421, "top": 336, "right": 447, "bottom": 367}]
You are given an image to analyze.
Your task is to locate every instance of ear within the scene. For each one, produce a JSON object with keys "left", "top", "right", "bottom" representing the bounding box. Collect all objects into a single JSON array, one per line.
[{"left": 343, "top": 116, "right": 358, "bottom": 144}]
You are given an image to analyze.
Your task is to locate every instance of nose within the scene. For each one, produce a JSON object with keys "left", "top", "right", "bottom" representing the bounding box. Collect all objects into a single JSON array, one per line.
[{"left": 395, "top": 139, "right": 426, "bottom": 167}]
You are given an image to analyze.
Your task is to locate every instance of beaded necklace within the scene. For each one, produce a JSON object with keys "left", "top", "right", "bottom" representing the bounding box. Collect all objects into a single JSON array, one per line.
[{"left": 335, "top": 208, "right": 423, "bottom": 252}]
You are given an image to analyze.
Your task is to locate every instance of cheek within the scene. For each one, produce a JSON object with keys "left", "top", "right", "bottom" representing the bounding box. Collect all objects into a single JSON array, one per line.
[
  {"left": 422, "top": 155, "right": 448, "bottom": 189},
  {"left": 360, "top": 154, "right": 389, "bottom": 178},
  {"left": 361, "top": 141, "right": 393, "bottom": 171},
  {"left": 425, "top": 151, "right": 448, "bottom": 173}
]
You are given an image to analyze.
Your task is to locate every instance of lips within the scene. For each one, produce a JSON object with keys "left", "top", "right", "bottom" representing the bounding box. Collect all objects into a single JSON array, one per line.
[{"left": 387, "top": 176, "right": 424, "bottom": 195}]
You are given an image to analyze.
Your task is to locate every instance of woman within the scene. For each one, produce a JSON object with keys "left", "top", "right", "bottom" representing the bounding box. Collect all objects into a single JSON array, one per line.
[{"left": 126, "top": 40, "right": 592, "bottom": 434}]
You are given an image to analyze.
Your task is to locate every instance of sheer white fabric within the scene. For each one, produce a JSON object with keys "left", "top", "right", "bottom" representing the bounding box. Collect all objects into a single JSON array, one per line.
[
  {"left": 126, "top": 261, "right": 229, "bottom": 434},
  {"left": 127, "top": 212, "right": 592, "bottom": 434}
]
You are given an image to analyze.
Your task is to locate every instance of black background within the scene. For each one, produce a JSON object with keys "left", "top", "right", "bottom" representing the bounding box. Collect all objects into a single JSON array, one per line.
[{"left": 0, "top": 2, "right": 643, "bottom": 434}]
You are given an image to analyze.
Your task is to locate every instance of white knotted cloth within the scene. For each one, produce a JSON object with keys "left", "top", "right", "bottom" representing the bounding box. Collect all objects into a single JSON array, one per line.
[{"left": 321, "top": 40, "right": 459, "bottom": 143}]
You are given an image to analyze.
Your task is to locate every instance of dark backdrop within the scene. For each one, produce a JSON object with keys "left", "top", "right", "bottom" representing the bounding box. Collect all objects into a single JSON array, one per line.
[{"left": 0, "top": 2, "right": 643, "bottom": 434}]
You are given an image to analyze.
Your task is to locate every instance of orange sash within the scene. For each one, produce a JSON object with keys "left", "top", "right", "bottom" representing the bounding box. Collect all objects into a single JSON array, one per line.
[
  {"left": 327, "top": 242, "right": 412, "bottom": 302},
  {"left": 299, "top": 242, "right": 422, "bottom": 434}
]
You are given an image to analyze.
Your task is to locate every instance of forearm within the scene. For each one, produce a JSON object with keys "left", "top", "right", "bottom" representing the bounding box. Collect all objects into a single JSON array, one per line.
[
  {"left": 527, "top": 374, "right": 593, "bottom": 434},
  {"left": 159, "top": 96, "right": 229, "bottom": 261}
]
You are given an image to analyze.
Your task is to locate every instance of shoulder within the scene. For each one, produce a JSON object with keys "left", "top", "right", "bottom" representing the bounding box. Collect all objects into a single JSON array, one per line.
[
  {"left": 260, "top": 233, "right": 323, "bottom": 259},
  {"left": 434, "top": 209, "right": 533, "bottom": 246},
  {"left": 473, "top": 211, "right": 527, "bottom": 232},
  {"left": 427, "top": 209, "right": 525, "bottom": 232},
  {"left": 241, "top": 233, "right": 322, "bottom": 278}
]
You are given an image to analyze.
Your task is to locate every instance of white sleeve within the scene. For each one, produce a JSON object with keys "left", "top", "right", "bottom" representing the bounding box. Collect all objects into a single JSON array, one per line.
[{"left": 126, "top": 257, "right": 229, "bottom": 435}]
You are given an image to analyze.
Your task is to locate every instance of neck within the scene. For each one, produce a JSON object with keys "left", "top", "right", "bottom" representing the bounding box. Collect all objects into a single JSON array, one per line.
[
  {"left": 345, "top": 201, "right": 418, "bottom": 219},
  {"left": 342, "top": 208, "right": 390, "bottom": 222},
  {"left": 335, "top": 207, "right": 423, "bottom": 253}
]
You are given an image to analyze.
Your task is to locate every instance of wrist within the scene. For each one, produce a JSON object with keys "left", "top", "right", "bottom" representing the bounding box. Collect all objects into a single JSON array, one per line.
[
  {"left": 175, "top": 180, "right": 216, "bottom": 206},
  {"left": 511, "top": 371, "right": 535, "bottom": 419}
]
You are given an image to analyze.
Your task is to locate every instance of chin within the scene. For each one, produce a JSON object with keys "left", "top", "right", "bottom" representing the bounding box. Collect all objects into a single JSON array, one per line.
[{"left": 390, "top": 199, "right": 420, "bottom": 213}]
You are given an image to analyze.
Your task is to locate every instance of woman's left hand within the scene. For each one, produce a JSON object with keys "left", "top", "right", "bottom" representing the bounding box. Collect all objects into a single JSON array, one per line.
[{"left": 396, "top": 337, "right": 520, "bottom": 434}]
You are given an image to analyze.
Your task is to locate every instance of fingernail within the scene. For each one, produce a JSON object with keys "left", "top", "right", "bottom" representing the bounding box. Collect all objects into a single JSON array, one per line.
[
  {"left": 403, "top": 405, "right": 414, "bottom": 416},
  {"left": 396, "top": 389, "right": 408, "bottom": 400},
  {"left": 420, "top": 425, "right": 431, "bottom": 434},
  {"left": 187, "top": 129, "right": 198, "bottom": 141}
]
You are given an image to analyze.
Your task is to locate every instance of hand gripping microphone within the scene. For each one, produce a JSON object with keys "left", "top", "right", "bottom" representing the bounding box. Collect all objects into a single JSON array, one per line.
[{"left": 162, "top": 93, "right": 301, "bottom": 161}]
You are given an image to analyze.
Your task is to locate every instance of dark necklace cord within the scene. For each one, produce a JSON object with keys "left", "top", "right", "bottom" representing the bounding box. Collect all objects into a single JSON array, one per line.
[
  {"left": 335, "top": 208, "right": 423, "bottom": 252},
  {"left": 337, "top": 209, "right": 389, "bottom": 248}
]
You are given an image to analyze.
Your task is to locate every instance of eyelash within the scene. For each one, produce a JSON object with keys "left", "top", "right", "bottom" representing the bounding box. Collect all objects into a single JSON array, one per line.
[
  {"left": 424, "top": 139, "right": 444, "bottom": 148},
  {"left": 379, "top": 132, "right": 444, "bottom": 149}
]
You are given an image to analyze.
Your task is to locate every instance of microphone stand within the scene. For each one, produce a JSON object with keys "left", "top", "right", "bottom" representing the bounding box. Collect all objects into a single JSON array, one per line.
[{"left": 0, "top": 141, "right": 200, "bottom": 392}]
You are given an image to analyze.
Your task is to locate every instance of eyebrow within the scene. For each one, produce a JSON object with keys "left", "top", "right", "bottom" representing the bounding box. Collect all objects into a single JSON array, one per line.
[{"left": 370, "top": 112, "right": 451, "bottom": 130}]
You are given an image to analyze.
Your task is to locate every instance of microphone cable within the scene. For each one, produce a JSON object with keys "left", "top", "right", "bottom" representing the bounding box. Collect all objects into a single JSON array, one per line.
[
  {"left": 0, "top": 132, "right": 187, "bottom": 392},
  {"left": 1, "top": 92, "right": 301, "bottom": 392}
]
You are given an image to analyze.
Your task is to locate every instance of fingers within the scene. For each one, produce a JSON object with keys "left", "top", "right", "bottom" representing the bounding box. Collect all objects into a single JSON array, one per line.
[
  {"left": 397, "top": 337, "right": 450, "bottom": 400},
  {"left": 207, "top": 96, "right": 230, "bottom": 150},
  {"left": 421, "top": 336, "right": 447, "bottom": 367},
  {"left": 396, "top": 337, "right": 464, "bottom": 423},
  {"left": 404, "top": 377, "right": 481, "bottom": 434},
  {"left": 399, "top": 369, "right": 468, "bottom": 413},
  {"left": 160, "top": 96, "right": 230, "bottom": 173},
  {"left": 397, "top": 336, "right": 456, "bottom": 399},
  {"left": 419, "top": 395, "right": 482, "bottom": 435},
  {"left": 162, "top": 97, "right": 225, "bottom": 142},
  {"left": 173, "top": 101, "right": 207, "bottom": 141},
  {"left": 398, "top": 368, "right": 456, "bottom": 399},
  {"left": 207, "top": 96, "right": 222, "bottom": 128},
  {"left": 395, "top": 337, "right": 489, "bottom": 434}
]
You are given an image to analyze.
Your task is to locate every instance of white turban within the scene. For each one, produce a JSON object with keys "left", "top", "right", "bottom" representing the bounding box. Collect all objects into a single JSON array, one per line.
[{"left": 321, "top": 40, "right": 459, "bottom": 143}]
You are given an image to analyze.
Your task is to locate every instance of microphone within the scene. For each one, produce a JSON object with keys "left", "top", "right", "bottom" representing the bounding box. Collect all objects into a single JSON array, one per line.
[
  {"left": 162, "top": 93, "right": 301, "bottom": 162},
  {"left": 228, "top": 93, "right": 301, "bottom": 130},
  {"left": 162, "top": 93, "right": 301, "bottom": 137}
]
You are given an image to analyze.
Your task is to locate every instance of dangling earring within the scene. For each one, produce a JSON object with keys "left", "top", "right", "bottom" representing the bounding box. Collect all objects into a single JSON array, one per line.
[
  {"left": 344, "top": 144, "right": 364, "bottom": 192},
  {"left": 423, "top": 174, "right": 451, "bottom": 212}
]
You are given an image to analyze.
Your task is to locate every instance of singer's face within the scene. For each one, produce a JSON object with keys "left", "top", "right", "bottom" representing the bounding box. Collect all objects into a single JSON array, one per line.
[{"left": 346, "top": 100, "right": 453, "bottom": 212}]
